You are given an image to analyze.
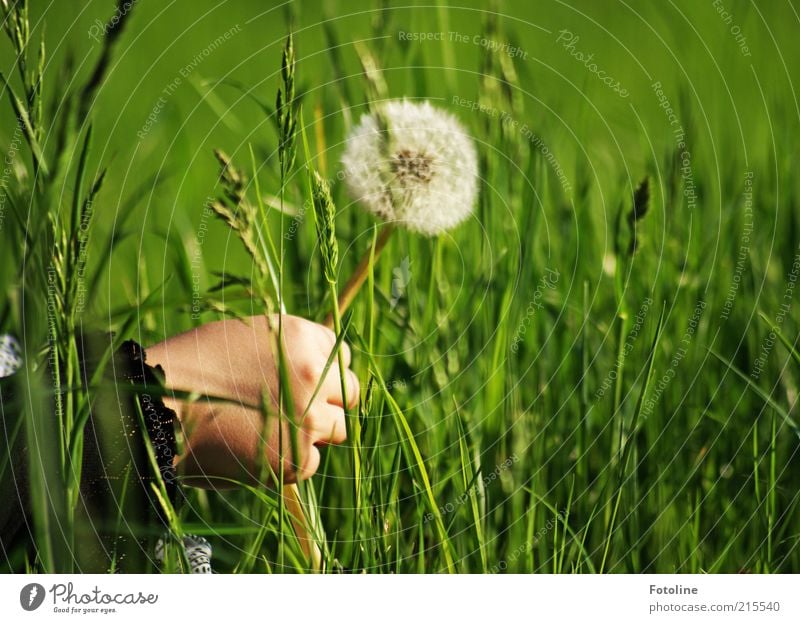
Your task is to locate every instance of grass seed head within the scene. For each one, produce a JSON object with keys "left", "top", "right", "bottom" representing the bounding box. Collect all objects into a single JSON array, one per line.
[
  {"left": 311, "top": 170, "right": 339, "bottom": 284},
  {"left": 276, "top": 32, "right": 297, "bottom": 177}
]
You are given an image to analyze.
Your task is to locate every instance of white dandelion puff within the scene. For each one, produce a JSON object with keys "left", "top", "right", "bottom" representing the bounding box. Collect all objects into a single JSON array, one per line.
[{"left": 341, "top": 99, "right": 478, "bottom": 236}]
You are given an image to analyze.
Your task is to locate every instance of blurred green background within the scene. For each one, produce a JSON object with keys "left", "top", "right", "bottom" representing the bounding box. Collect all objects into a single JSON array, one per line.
[{"left": 3, "top": 0, "right": 798, "bottom": 328}]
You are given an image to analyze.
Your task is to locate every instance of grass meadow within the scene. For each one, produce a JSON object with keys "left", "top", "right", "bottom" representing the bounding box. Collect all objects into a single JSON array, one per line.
[{"left": 1, "top": 0, "right": 799, "bottom": 573}]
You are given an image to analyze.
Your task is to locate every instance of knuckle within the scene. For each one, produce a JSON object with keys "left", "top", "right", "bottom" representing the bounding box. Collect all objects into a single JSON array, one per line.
[
  {"left": 321, "top": 326, "right": 336, "bottom": 345},
  {"left": 299, "top": 359, "right": 321, "bottom": 383},
  {"left": 302, "top": 410, "right": 319, "bottom": 431}
]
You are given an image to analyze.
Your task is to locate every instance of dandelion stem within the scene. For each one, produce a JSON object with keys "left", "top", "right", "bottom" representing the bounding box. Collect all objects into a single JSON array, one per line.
[{"left": 323, "top": 225, "right": 394, "bottom": 329}]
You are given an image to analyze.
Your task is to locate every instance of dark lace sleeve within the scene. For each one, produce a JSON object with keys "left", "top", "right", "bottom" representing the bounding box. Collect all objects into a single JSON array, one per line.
[
  {"left": 77, "top": 333, "right": 181, "bottom": 570},
  {"left": 1, "top": 333, "right": 181, "bottom": 572},
  {"left": 0, "top": 336, "right": 26, "bottom": 564},
  {"left": 94, "top": 338, "right": 179, "bottom": 507}
]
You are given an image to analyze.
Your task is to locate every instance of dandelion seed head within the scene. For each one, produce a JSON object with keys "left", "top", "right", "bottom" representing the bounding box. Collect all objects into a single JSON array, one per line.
[{"left": 341, "top": 99, "right": 478, "bottom": 236}]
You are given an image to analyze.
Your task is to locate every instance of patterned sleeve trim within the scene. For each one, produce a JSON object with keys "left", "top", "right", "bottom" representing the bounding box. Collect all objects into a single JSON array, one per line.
[
  {"left": 0, "top": 334, "right": 23, "bottom": 378},
  {"left": 111, "top": 338, "right": 180, "bottom": 508}
]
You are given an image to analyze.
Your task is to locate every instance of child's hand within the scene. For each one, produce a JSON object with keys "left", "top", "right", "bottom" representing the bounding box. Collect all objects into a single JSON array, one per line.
[{"left": 145, "top": 315, "right": 359, "bottom": 486}]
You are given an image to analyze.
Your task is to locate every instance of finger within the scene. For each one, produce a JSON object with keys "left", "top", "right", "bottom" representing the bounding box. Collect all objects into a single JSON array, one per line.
[
  {"left": 339, "top": 340, "right": 352, "bottom": 367},
  {"left": 296, "top": 443, "right": 320, "bottom": 481},
  {"left": 276, "top": 427, "right": 317, "bottom": 484},
  {"left": 308, "top": 402, "right": 347, "bottom": 445},
  {"left": 318, "top": 324, "right": 336, "bottom": 350},
  {"left": 325, "top": 339, "right": 352, "bottom": 368},
  {"left": 345, "top": 368, "right": 360, "bottom": 408},
  {"left": 319, "top": 326, "right": 352, "bottom": 368},
  {"left": 322, "top": 366, "right": 360, "bottom": 408},
  {"left": 317, "top": 362, "right": 344, "bottom": 400}
]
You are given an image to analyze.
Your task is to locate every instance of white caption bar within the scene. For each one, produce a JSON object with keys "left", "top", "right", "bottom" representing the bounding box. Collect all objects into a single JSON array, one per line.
[{"left": 1, "top": 574, "right": 797, "bottom": 622}]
